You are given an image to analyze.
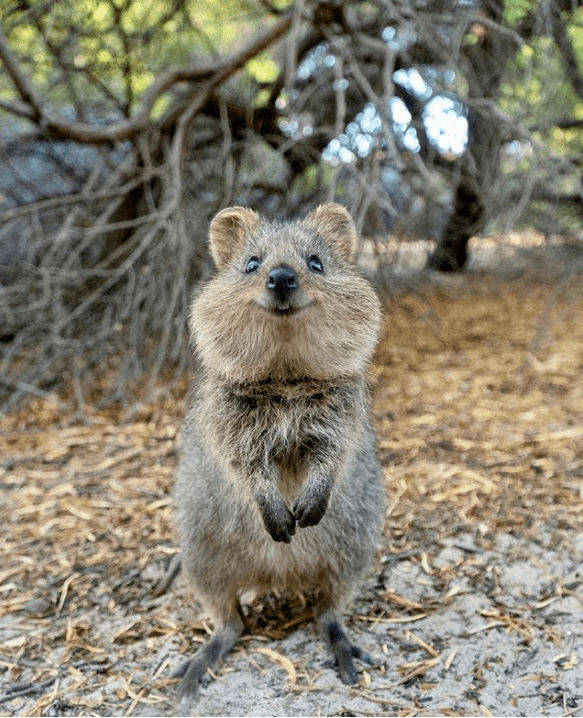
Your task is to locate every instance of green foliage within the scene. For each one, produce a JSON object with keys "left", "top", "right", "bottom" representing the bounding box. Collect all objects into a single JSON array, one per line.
[
  {"left": 0, "top": 0, "right": 280, "bottom": 122},
  {"left": 291, "top": 163, "right": 339, "bottom": 198},
  {"left": 237, "top": 139, "right": 288, "bottom": 187},
  {"left": 504, "top": 0, "right": 539, "bottom": 26},
  {"left": 247, "top": 54, "right": 280, "bottom": 84},
  {"left": 568, "top": 13, "right": 583, "bottom": 73},
  {"left": 501, "top": 37, "right": 583, "bottom": 144},
  {"left": 492, "top": 3, "right": 583, "bottom": 235},
  {"left": 267, "top": 0, "right": 294, "bottom": 10}
]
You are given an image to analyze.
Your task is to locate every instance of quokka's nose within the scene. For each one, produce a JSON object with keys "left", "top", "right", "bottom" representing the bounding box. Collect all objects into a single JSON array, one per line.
[{"left": 266, "top": 265, "right": 298, "bottom": 303}]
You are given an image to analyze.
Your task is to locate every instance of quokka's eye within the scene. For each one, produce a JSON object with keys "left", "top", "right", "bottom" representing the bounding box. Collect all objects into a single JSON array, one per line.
[
  {"left": 307, "top": 254, "right": 324, "bottom": 273},
  {"left": 245, "top": 256, "right": 261, "bottom": 273}
]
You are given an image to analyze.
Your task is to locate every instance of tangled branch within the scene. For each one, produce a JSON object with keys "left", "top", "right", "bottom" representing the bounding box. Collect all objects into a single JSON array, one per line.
[
  {"left": 0, "top": 15, "right": 293, "bottom": 144},
  {"left": 2, "top": 0, "right": 582, "bottom": 412},
  {"left": 0, "top": 13, "right": 295, "bottom": 413}
]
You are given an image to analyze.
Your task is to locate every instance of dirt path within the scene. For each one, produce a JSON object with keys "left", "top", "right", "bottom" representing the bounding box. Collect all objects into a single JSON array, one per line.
[{"left": 2, "top": 244, "right": 583, "bottom": 716}]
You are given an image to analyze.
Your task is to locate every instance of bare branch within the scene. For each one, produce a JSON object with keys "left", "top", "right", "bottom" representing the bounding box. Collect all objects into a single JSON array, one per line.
[
  {"left": 0, "top": 27, "right": 43, "bottom": 121},
  {"left": 550, "top": 2, "right": 583, "bottom": 100},
  {"left": 0, "top": 96, "right": 36, "bottom": 121},
  {"left": 533, "top": 118, "right": 583, "bottom": 131},
  {"left": 0, "top": 13, "right": 293, "bottom": 144}
]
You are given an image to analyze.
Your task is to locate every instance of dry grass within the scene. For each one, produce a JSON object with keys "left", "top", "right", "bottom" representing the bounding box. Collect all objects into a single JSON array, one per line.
[
  {"left": 375, "top": 269, "right": 583, "bottom": 543},
  {"left": 1, "top": 249, "right": 583, "bottom": 715}
]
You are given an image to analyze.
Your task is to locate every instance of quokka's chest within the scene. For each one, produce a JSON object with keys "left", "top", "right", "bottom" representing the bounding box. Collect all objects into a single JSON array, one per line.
[
  {"left": 225, "top": 385, "right": 357, "bottom": 438},
  {"left": 227, "top": 392, "right": 332, "bottom": 449},
  {"left": 204, "top": 382, "right": 359, "bottom": 459}
]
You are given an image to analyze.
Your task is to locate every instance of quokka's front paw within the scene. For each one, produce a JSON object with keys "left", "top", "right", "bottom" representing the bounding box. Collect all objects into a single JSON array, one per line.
[
  {"left": 259, "top": 498, "right": 296, "bottom": 543},
  {"left": 293, "top": 489, "right": 329, "bottom": 528}
]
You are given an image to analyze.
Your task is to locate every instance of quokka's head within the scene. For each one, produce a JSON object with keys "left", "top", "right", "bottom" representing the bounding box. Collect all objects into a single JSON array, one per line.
[{"left": 190, "top": 204, "right": 382, "bottom": 382}]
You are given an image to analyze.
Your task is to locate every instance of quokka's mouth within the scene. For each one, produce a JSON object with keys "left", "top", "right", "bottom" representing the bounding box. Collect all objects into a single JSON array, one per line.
[
  {"left": 274, "top": 303, "right": 301, "bottom": 314},
  {"left": 273, "top": 305, "right": 299, "bottom": 315},
  {"left": 255, "top": 299, "right": 311, "bottom": 316}
]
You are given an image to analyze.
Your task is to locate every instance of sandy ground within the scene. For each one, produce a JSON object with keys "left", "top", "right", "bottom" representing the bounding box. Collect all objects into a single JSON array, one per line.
[{"left": 2, "top": 236, "right": 583, "bottom": 717}]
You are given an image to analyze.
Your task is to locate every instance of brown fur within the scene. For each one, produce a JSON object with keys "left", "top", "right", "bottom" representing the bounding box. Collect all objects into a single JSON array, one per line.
[{"left": 174, "top": 203, "right": 385, "bottom": 702}]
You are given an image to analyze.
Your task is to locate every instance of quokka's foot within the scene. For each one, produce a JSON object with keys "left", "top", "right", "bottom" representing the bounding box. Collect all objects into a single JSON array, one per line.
[
  {"left": 172, "top": 654, "right": 212, "bottom": 703},
  {"left": 172, "top": 616, "right": 243, "bottom": 703},
  {"left": 332, "top": 635, "right": 374, "bottom": 684},
  {"left": 319, "top": 611, "right": 375, "bottom": 684}
]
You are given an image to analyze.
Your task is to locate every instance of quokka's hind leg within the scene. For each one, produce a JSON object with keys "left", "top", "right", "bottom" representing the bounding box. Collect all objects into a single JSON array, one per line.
[
  {"left": 173, "top": 601, "right": 244, "bottom": 701},
  {"left": 315, "top": 606, "right": 374, "bottom": 685}
]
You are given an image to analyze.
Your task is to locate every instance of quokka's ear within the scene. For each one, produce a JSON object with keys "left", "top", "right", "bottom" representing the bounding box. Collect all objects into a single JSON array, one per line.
[
  {"left": 303, "top": 203, "right": 358, "bottom": 263},
  {"left": 208, "top": 206, "right": 260, "bottom": 269}
]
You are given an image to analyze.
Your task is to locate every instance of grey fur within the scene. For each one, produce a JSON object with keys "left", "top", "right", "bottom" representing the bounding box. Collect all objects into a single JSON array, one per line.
[{"left": 174, "top": 204, "right": 385, "bottom": 702}]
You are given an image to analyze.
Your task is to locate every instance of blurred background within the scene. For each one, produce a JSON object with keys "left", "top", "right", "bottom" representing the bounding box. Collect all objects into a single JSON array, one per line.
[{"left": 1, "top": 0, "right": 583, "bottom": 412}]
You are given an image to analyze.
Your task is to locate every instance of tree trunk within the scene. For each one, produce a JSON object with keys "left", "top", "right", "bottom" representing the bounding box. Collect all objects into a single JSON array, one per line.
[
  {"left": 427, "top": 171, "right": 485, "bottom": 271},
  {"left": 428, "top": 0, "right": 510, "bottom": 271}
]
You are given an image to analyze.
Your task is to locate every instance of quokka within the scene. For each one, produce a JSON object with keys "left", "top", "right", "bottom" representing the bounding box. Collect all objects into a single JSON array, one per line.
[{"left": 174, "top": 203, "right": 385, "bottom": 699}]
